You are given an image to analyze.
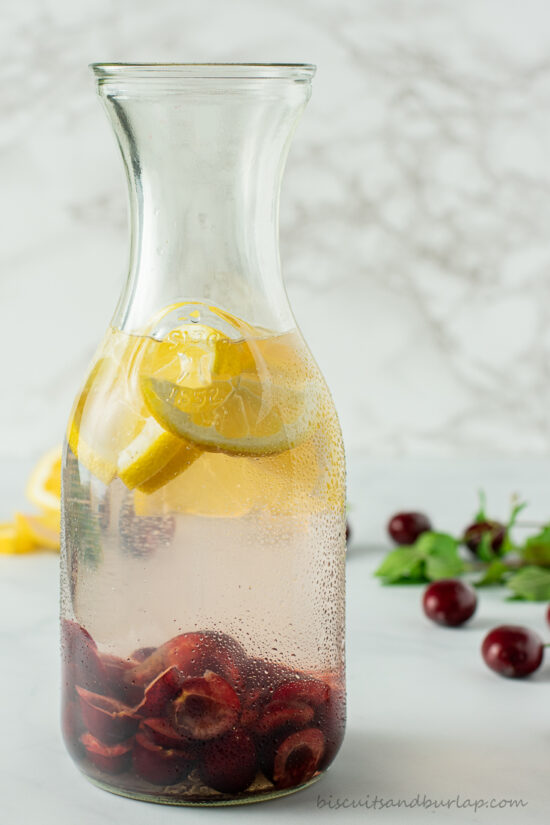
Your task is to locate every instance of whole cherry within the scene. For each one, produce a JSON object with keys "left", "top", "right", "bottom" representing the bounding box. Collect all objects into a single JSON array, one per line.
[
  {"left": 387, "top": 512, "right": 432, "bottom": 545},
  {"left": 482, "top": 625, "right": 544, "bottom": 678},
  {"left": 463, "top": 520, "right": 506, "bottom": 558},
  {"left": 422, "top": 579, "right": 477, "bottom": 627}
]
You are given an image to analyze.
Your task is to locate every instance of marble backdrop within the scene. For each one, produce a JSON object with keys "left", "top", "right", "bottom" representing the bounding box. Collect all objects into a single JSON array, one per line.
[{"left": 3, "top": 0, "right": 550, "bottom": 459}]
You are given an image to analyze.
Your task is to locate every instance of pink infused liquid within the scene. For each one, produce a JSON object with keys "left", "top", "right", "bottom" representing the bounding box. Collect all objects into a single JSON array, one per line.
[{"left": 61, "top": 323, "right": 346, "bottom": 803}]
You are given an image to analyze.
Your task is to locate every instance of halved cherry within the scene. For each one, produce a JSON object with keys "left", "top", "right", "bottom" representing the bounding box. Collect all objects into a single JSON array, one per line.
[
  {"left": 200, "top": 631, "right": 247, "bottom": 695},
  {"left": 171, "top": 670, "right": 240, "bottom": 740},
  {"left": 97, "top": 652, "right": 142, "bottom": 703},
  {"left": 254, "top": 700, "right": 314, "bottom": 737},
  {"left": 126, "top": 632, "right": 208, "bottom": 688},
  {"left": 133, "top": 732, "right": 193, "bottom": 785},
  {"left": 80, "top": 732, "right": 133, "bottom": 774},
  {"left": 240, "top": 686, "right": 267, "bottom": 729},
  {"left": 271, "top": 679, "right": 331, "bottom": 713},
  {"left": 127, "top": 631, "right": 246, "bottom": 693},
  {"left": 133, "top": 666, "right": 185, "bottom": 718},
  {"left": 272, "top": 728, "right": 325, "bottom": 789},
  {"left": 62, "top": 698, "right": 85, "bottom": 758},
  {"left": 76, "top": 687, "right": 138, "bottom": 744},
  {"left": 200, "top": 729, "right": 257, "bottom": 794},
  {"left": 139, "top": 718, "right": 195, "bottom": 750},
  {"left": 61, "top": 619, "right": 107, "bottom": 693}
]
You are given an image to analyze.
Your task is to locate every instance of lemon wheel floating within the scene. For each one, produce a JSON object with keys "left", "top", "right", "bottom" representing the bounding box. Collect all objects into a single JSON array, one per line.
[
  {"left": 65, "top": 302, "right": 322, "bottom": 489},
  {"left": 66, "top": 334, "right": 199, "bottom": 490},
  {"left": 137, "top": 312, "right": 318, "bottom": 458},
  {"left": 141, "top": 374, "right": 316, "bottom": 457}
]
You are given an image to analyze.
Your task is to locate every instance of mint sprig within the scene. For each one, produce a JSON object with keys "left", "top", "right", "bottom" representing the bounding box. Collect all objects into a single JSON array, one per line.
[
  {"left": 375, "top": 532, "right": 465, "bottom": 584},
  {"left": 506, "top": 565, "right": 550, "bottom": 601},
  {"left": 499, "top": 495, "right": 528, "bottom": 555},
  {"left": 520, "top": 526, "right": 550, "bottom": 566},
  {"left": 476, "top": 531, "right": 496, "bottom": 562},
  {"left": 374, "top": 494, "right": 550, "bottom": 603},
  {"left": 475, "top": 559, "right": 510, "bottom": 588}
]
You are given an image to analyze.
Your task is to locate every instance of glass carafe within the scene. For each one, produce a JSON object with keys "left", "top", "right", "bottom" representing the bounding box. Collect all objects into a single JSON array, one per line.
[{"left": 60, "top": 63, "right": 346, "bottom": 806}]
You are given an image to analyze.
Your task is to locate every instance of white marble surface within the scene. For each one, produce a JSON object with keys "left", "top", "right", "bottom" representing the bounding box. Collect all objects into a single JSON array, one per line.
[
  {"left": 2, "top": 456, "right": 550, "bottom": 823},
  {"left": 3, "top": 0, "right": 550, "bottom": 461}
]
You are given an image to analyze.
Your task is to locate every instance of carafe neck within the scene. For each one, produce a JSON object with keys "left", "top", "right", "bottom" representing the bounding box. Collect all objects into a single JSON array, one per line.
[{"left": 93, "top": 64, "right": 315, "bottom": 334}]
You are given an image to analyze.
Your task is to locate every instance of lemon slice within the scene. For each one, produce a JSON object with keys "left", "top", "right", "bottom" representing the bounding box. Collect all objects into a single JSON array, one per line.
[
  {"left": 139, "top": 324, "right": 318, "bottom": 458},
  {"left": 14, "top": 511, "right": 60, "bottom": 552},
  {"left": 26, "top": 446, "right": 62, "bottom": 512},
  {"left": 118, "top": 418, "right": 200, "bottom": 490},
  {"left": 140, "top": 323, "right": 225, "bottom": 388},
  {"left": 0, "top": 523, "right": 17, "bottom": 554},
  {"left": 66, "top": 357, "right": 120, "bottom": 484},
  {"left": 142, "top": 374, "right": 315, "bottom": 457},
  {"left": 67, "top": 336, "right": 193, "bottom": 489},
  {"left": 135, "top": 440, "right": 202, "bottom": 494}
]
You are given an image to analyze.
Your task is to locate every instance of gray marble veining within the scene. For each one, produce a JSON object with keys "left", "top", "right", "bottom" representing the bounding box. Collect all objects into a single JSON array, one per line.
[{"left": 2, "top": 0, "right": 550, "bottom": 459}]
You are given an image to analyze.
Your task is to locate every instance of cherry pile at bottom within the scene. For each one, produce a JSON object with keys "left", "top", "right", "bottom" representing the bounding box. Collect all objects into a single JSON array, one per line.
[{"left": 61, "top": 621, "right": 345, "bottom": 802}]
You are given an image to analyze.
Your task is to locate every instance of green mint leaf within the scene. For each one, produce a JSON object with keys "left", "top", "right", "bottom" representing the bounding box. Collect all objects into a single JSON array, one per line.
[
  {"left": 499, "top": 496, "right": 528, "bottom": 555},
  {"left": 526, "top": 525, "right": 550, "bottom": 544},
  {"left": 414, "top": 531, "right": 465, "bottom": 581},
  {"left": 415, "top": 531, "right": 459, "bottom": 558},
  {"left": 425, "top": 553, "right": 465, "bottom": 581},
  {"left": 375, "top": 531, "right": 464, "bottom": 585},
  {"left": 521, "top": 526, "right": 550, "bottom": 566},
  {"left": 475, "top": 559, "right": 509, "bottom": 587},
  {"left": 506, "top": 565, "right": 550, "bottom": 601},
  {"left": 474, "top": 490, "right": 488, "bottom": 523},
  {"left": 522, "top": 545, "right": 550, "bottom": 565},
  {"left": 477, "top": 531, "right": 496, "bottom": 562},
  {"left": 375, "top": 547, "right": 426, "bottom": 584}
]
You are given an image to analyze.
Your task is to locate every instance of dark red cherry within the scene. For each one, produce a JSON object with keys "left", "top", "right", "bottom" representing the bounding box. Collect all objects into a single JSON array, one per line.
[
  {"left": 463, "top": 520, "right": 506, "bottom": 557},
  {"left": 422, "top": 579, "right": 477, "bottom": 627},
  {"left": 75, "top": 687, "right": 138, "bottom": 744},
  {"left": 388, "top": 512, "right": 431, "bottom": 545},
  {"left": 272, "top": 728, "right": 325, "bottom": 789},
  {"left": 61, "top": 620, "right": 107, "bottom": 693},
  {"left": 126, "top": 630, "right": 246, "bottom": 693},
  {"left": 253, "top": 699, "right": 314, "bottom": 736},
  {"left": 139, "top": 717, "right": 194, "bottom": 750},
  {"left": 199, "top": 729, "right": 257, "bottom": 794},
  {"left": 547, "top": 604, "right": 550, "bottom": 626},
  {"left": 133, "top": 732, "right": 193, "bottom": 785},
  {"left": 272, "top": 678, "right": 330, "bottom": 707},
  {"left": 170, "top": 670, "right": 240, "bottom": 740},
  {"left": 482, "top": 625, "right": 544, "bottom": 678},
  {"left": 80, "top": 732, "right": 133, "bottom": 774}
]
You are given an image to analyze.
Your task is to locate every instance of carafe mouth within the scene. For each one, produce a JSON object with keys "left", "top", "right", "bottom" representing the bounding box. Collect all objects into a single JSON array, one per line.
[
  {"left": 91, "top": 63, "right": 316, "bottom": 85},
  {"left": 91, "top": 60, "right": 314, "bottom": 333}
]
